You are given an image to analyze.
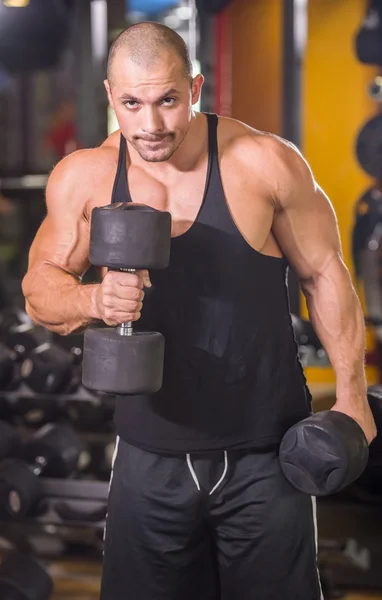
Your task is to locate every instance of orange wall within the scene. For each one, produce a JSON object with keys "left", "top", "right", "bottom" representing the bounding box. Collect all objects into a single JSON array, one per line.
[{"left": 229, "top": 0, "right": 282, "bottom": 134}]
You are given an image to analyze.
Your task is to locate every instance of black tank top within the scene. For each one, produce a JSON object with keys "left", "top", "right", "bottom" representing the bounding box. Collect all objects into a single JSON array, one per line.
[{"left": 111, "top": 113, "right": 312, "bottom": 454}]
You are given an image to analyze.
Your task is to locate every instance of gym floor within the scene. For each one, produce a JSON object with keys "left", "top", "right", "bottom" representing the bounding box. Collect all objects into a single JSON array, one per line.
[{"left": 46, "top": 557, "right": 382, "bottom": 599}]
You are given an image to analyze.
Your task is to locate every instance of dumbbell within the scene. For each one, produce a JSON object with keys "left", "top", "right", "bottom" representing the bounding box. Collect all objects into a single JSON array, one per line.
[
  {"left": 1, "top": 311, "right": 81, "bottom": 394},
  {"left": 0, "top": 341, "right": 18, "bottom": 390},
  {"left": 0, "top": 552, "right": 53, "bottom": 600},
  {"left": 0, "top": 422, "right": 87, "bottom": 517},
  {"left": 20, "top": 341, "right": 82, "bottom": 395},
  {"left": 0, "top": 420, "right": 21, "bottom": 461},
  {"left": 1, "top": 309, "right": 75, "bottom": 393},
  {"left": 0, "top": 308, "right": 44, "bottom": 391},
  {"left": 279, "top": 409, "right": 369, "bottom": 496},
  {"left": 0, "top": 306, "right": 32, "bottom": 338},
  {"left": 3, "top": 317, "right": 51, "bottom": 363},
  {"left": 82, "top": 203, "right": 171, "bottom": 394},
  {"left": 291, "top": 315, "right": 328, "bottom": 367},
  {"left": 291, "top": 315, "right": 321, "bottom": 349}
]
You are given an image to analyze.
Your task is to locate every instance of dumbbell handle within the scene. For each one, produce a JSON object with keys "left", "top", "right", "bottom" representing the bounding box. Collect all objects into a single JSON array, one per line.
[
  {"left": 117, "top": 268, "right": 135, "bottom": 337},
  {"left": 31, "top": 455, "right": 47, "bottom": 477}
]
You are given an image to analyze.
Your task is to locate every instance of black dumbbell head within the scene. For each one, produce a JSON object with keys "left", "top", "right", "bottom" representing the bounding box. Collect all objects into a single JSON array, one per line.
[
  {"left": 82, "top": 327, "right": 165, "bottom": 394},
  {"left": 21, "top": 343, "right": 74, "bottom": 394},
  {"left": 0, "top": 552, "right": 53, "bottom": 600},
  {"left": 24, "top": 422, "right": 86, "bottom": 478},
  {"left": 89, "top": 203, "right": 172, "bottom": 270},
  {"left": 0, "top": 341, "right": 16, "bottom": 389},
  {"left": 0, "top": 421, "right": 20, "bottom": 461},
  {"left": 4, "top": 325, "right": 51, "bottom": 358},
  {"left": 279, "top": 410, "right": 369, "bottom": 496},
  {"left": 0, "top": 459, "right": 39, "bottom": 517},
  {"left": 0, "top": 307, "right": 31, "bottom": 337}
]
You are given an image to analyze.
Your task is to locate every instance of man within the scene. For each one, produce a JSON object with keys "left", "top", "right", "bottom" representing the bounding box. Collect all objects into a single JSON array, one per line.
[{"left": 22, "top": 22, "right": 376, "bottom": 600}]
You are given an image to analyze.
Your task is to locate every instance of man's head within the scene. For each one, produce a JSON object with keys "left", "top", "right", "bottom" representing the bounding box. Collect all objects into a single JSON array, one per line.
[{"left": 104, "top": 22, "right": 204, "bottom": 163}]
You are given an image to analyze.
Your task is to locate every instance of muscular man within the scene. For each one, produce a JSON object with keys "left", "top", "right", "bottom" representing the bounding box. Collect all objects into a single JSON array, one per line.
[{"left": 22, "top": 22, "right": 376, "bottom": 600}]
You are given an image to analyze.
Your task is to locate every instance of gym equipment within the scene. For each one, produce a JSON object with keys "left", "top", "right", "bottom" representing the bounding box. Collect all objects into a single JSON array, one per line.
[
  {"left": 0, "top": 421, "right": 20, "bottom": 461},
  {"left": 0, "top": 0, "right": 71, "bottom": 73},
  {"left": 354, "top": 0, "right": 382, "bottom": 67},
  {"left": 356, "top": 213, "right": 382, "bottom": 328},
  {"left": 279, "top": 410, "right": 369, "bottom": 496},
  {"left": 1, "top": 308, "right": 81, "bottom": 394},
  {"left": 291, "top": 315, "right": 321, "bottom": 349},
  {"left": 20, "top": 341, "right": 81, "bottom": 395},
  {"left": 351, "top": 187, "right": 382, "bottom": 279},
  {"left": 0, "top": 309, "right": 38, "bottom": 391},
  {"left": 82, "top": 202, "right": 172, "bottom": 394},
  {"left": 368, "top": 75, "right": 382, "bottom": 101},
  {"left": 348, "top": 385, "right": 382, "bottom": 501},
  {"left": 0, "top": 307, "right": 31, "bottom": 338},
  {"left": 355, "top": 114, "right": 382, "bottom": 178},
  {"left": 3, "top": 319, "right": 51, "bottom": 362},
  {"left": 0, "top": 422, "right": 86, "bottom": 517},
  {"left": 291, "top": 315, "right": 329, "bottom": 367},
  {"left": 0, "top": 341, "right": 18, "bottom": 390},
  {"left": 0, "top": 551, "right": 53, "bottom": 600}
]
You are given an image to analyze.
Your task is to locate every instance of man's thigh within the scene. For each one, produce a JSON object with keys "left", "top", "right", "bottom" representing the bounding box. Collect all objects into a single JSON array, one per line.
[
  {"left": 101, "top": 439, "right": 217, "bottom": 600},
  {"left": 211, "top": 447, "right": 323, "bottom": 600}
]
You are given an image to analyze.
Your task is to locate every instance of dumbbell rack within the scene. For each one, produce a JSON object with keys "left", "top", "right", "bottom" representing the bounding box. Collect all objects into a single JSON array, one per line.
[
  {"left": 0, "top": 380, "right": 115, "bottom": 559},
  {"left": 0, "top": 477, "right": 109, "bottom": 559},
  {"left": 1, "top": 381, "right": 115, "bottom": 429},
  {"left": 0, "top": 477, "right": 109, "bottom": 552}
]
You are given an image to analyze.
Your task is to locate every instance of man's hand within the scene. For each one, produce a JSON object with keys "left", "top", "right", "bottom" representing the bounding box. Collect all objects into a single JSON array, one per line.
[
  {"left": 93, "top": 269, "right": 151, "bottom": 326},
  {"left": 331, "top": 401, "right": 377, "bottom": 445}
]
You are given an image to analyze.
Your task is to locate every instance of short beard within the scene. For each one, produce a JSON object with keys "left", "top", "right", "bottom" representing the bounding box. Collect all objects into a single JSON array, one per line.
[
  {"left": 130, "top": 128, "right": 188, "bottom": 163},
  {"left": 132, "top": 141, "right": 178, "bottom": 163}
]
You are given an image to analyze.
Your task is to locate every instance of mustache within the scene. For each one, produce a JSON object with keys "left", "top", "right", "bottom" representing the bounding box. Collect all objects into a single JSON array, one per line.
[{"left": 135, "top": 133, "right": 174, "bottom": 141}]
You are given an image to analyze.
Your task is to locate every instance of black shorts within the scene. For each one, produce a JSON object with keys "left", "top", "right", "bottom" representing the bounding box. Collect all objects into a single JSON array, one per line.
[{"left": 101, "top": 438, "right": 323, "bottom": 600}]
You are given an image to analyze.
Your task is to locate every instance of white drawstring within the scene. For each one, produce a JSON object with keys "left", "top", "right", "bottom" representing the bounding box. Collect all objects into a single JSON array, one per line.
[
  {"left": 103, "top": 435, "right": 120, "bottom": 548},
  {"left": 186, "top": 450, "right": 228, "bottom": 495},
  {"left": 186, "top": 453, "right": 201, "bottom": 490},
  {"left": 209, "top": 451, "right": 228, "bottom": 496}
]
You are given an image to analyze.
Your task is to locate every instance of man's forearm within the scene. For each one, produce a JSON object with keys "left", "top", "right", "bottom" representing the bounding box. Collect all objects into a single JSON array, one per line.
[
  {"left": 301, "top": 255, "right": 367, "bottom": 407},
  {"left": 22, "top": 263, "right": 100, "bottom": 335}
]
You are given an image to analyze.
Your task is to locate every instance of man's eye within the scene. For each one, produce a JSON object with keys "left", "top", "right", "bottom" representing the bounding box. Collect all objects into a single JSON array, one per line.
[
  {"left": 162, "top": 97, "right": 176, "bottom": 106},
  {"left": 124, "top": 100, "right": 138, "bottom": 108}
]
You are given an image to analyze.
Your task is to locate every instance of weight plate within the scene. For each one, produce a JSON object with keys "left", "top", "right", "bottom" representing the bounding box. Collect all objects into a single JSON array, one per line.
[{"left": 355, "top": 114, "right": 382, "bottom": 177}]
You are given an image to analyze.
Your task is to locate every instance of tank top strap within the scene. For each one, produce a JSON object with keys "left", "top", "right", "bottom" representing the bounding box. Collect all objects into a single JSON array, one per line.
[
  {"left": 196, "top": 113, "right": 234, "bottom": 231},
  {"left": 111, "top": 133, "right": 132, "bottom": 204}
]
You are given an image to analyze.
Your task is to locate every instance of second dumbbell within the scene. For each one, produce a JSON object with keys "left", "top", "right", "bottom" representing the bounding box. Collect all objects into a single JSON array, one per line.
[{"left": 0, "top": 422, "right": 87, "bottom": 518}]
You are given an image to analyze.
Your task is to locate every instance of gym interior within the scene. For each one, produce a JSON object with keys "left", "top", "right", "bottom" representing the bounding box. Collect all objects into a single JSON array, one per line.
[{"left": 1, "top": 0, "right": 382, "bottom": 598}]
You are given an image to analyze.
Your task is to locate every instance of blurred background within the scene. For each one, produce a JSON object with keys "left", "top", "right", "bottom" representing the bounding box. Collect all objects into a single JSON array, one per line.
[{"left": 1, "top": 0, "right": 382, "bottom": 598}]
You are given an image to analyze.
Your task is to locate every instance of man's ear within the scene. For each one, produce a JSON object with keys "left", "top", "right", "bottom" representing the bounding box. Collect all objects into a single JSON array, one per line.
[
  {"left": 104, "top": 79, "right": 115, "bottom": 110},
  {"left": 191, "top": 73, "right": 204, "bottom": 105}
]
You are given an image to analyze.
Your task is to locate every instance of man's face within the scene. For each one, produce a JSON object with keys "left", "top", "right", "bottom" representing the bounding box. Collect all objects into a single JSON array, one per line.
[{"left": 105, "top": 52, "right": 204, "bottom": 163}]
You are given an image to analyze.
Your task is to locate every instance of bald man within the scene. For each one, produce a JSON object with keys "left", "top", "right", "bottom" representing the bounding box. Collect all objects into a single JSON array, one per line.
[{"left": 23, "top": 22, "right": 376, "bottom": 600}]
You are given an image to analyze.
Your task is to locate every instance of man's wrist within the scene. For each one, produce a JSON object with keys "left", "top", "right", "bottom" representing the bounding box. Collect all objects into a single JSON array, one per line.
[
  {"left": 84, "top": 283, "right": 102, "bottom": 322},
  {"left": 334, "top": 367, "right": 367, "bottom": 399}
]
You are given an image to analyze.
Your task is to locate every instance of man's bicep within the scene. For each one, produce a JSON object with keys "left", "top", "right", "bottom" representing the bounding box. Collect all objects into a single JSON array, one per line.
[
  {"left": 27, "top": 163, "right": 92, "bottom": 279},
  {"left": 272, "top": 153, "right": 342, "bottom": 283}
]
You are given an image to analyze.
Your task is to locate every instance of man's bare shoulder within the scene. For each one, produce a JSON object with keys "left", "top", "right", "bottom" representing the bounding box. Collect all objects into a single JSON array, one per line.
[
  {"left": 46, "top": 142, "right": 119, "bottom": 206},
  {"left": 50, "top": 145, "right": 118, "bottom": 185},
  {"left": 218, "top": 116, "right": 308, "bottom": 180}
]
